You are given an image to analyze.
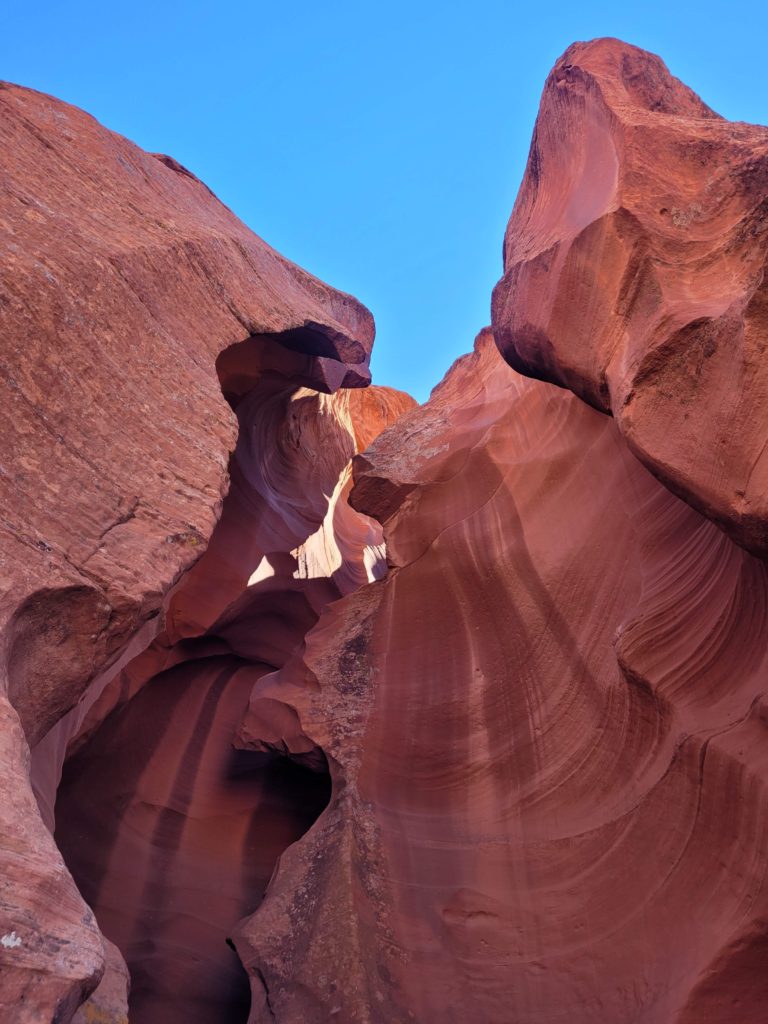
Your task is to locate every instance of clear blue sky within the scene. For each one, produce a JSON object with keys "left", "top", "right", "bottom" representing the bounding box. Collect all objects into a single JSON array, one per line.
[{"left": 2, "top": 1, "right": 766, "bottom": 401}]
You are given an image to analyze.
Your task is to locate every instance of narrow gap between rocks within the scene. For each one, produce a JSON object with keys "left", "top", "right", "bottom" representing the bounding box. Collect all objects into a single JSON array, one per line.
[
  {"left": 49, "top": 328, "right": 352, "bottom": 1023},
  {"left": 54, "top": 658, "right": 331, "bottom": 1024}
]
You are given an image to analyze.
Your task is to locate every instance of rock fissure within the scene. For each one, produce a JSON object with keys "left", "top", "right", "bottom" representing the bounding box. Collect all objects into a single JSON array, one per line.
[{"left": 48, "top": 358, "right": 412, "bottom": 1024}]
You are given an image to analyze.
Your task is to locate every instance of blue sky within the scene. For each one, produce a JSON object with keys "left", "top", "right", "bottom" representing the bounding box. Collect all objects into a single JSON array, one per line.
[{"left": 2, "top": 1, "right": 766, "bottom": 401}]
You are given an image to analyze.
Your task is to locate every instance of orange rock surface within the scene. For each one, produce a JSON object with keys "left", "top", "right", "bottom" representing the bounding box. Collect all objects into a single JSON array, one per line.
[
  {"left": 3, "top": 36, "right": 768, "bottom": 1024},
  {"left": 239, "top": 329, "right": 768, "bottom": 1022},
  {"left": 0, "top": 77, "right": 378, "bottom": 1021},
  {"left": 492, "top": 38, "right": 768, "bottom": 556}
]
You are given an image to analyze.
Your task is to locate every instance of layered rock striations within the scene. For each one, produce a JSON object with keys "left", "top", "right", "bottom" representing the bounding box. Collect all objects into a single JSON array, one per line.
[
  {"left": 238, "top": 325, "right": 768, "bottom": 1023},
  {"left": 233, "top": 42, "right": 768, "bottom": 1024},
  {"left": 2, "top": 36, "right": 768, "bottom": 1024}
]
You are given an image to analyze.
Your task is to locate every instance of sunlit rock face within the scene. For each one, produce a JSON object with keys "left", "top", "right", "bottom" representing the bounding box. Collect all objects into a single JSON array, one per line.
[
  {"left": 492, "top": 37, "right": 768, "bottom": 557},
  {"left": 52, "top": 377, "right": 413, "bottom": 1024},
  {"left": 4, "top": 35, "right": 768, "bottom": 1024},
  {"left": 0, "top": 76, "right": 381, "bottom": 1021},
  {"left": 236, "top": 328, "right": 768, "bottom": 1023}
]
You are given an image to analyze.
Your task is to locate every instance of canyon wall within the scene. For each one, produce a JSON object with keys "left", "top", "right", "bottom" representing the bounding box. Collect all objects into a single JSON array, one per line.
[
  {"left": 492, "top": 39, "right": 768, "bottom": 556},
  {"left": 53, "top": 381, "right": 413, "bottom": 1024},
  {"left": 2, "top": 35, "right": 768, "bottom": 1024},
  {"left": 235, "top": 325, "right": 768, "bottom": 1023},
  {"left": 0, "top": 77, "right": 412, "bottom": 1022},
  {"left": 233, "top": 40, "right": 768, "bottom": 1024}
]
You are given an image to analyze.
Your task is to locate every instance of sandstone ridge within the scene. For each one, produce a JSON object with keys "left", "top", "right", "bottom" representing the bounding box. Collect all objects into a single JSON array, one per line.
[{"left": 492, "top": 37, "right": 768, "bottom": 556}]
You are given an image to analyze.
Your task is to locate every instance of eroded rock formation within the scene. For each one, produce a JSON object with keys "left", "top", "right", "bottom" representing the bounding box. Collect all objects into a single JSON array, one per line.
[
  {"left": 52, "top": 379, "right": 412, "bottom": 1024},
  {"left": 231, "top": 42, "right": 768, "bottom": 1024},
  {"left": 2, "top": 35, "right": 768, "bottom": 1024},
  {"left": 0, "top": 77, "right": 397, "bottom": 1022},
  {"left": 491, "top": 38, "right": 768, "bottom": 557},
  {"left": 238, "top": 325, "right": 768, "bottom": 1023}
]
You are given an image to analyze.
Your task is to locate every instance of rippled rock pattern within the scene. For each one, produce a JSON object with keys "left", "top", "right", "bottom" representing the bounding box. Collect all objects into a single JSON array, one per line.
[
  {"left": 2, "top": 36, "right": 768, "bottom": 1024},
  {"left": 241, "top": 328, "right": 768, "bottom": 1022}
]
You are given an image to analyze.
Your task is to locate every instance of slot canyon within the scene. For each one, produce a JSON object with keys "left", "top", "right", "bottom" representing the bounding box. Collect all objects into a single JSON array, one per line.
[{"left": 1, "top": 35, "right": 768, "bottom": 1024}]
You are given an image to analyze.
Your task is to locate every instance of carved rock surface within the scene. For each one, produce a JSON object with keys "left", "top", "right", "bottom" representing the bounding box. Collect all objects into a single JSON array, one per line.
[
  {"left": 237, "top": 329, "right": 768, "bottom": 1023},
  {"left": 52, "top": 380, "right": 413, "bottom": 1024},
  {"left": 5, "top": 37, "right": 768, "bottom": 1024},
  {"left": 491, "top": 38, "right": 768, "bottom": 556},
  {"left": 0, "top": 78, "right": 373, "bottom": 1021}
]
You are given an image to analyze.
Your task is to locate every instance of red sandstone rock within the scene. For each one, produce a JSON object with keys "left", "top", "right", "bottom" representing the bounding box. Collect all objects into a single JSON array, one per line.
[
  {"left": 233, "top": 49, "right": 768, "bottom": 1020},
  {"left": 491, "top": 38, "right": 768, "bottom": 556},
  {"left": 72, "top": 940, "right": 129, "bottom": 1024},
  {"left": 4, "top": 36, "right": 768, "bottom": 1024},
  {"left": 50, "top": 379, "right": 412, "bottom": 1024},
  {"left": 0, "top": 78, "right": 373, "bottom": 1020},
  {"left": 237, "top": 329, "right": 768, "bottom": 1023}
]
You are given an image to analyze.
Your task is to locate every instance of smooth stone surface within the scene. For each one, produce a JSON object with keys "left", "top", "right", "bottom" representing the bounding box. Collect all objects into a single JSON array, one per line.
[
  {"left": 492, "top": 38, "right": 768, "bottom": 556},
  {"left": 237, "top": 330, "right": 768, "bottom": 1023}
]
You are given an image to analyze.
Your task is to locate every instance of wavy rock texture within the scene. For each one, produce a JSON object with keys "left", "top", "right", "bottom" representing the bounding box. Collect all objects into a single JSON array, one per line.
[
  {"left": 52, "top": 380, "right": 413, "bottom": 1024},
  {"left": 491, "top": 38, "right": 768, "bottom": 556},
  {"left": 233, "top": 48, "right": 768, "bottom": 1022},
  {"left": 237, "top": 329, "right": 768, "bottom": 1023},
  {"left": 0, "top": 78, "right": 375, "bottom": 1021},
  {"left": 4, "top": 36, "right": 768, "bottom": 1024}
]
